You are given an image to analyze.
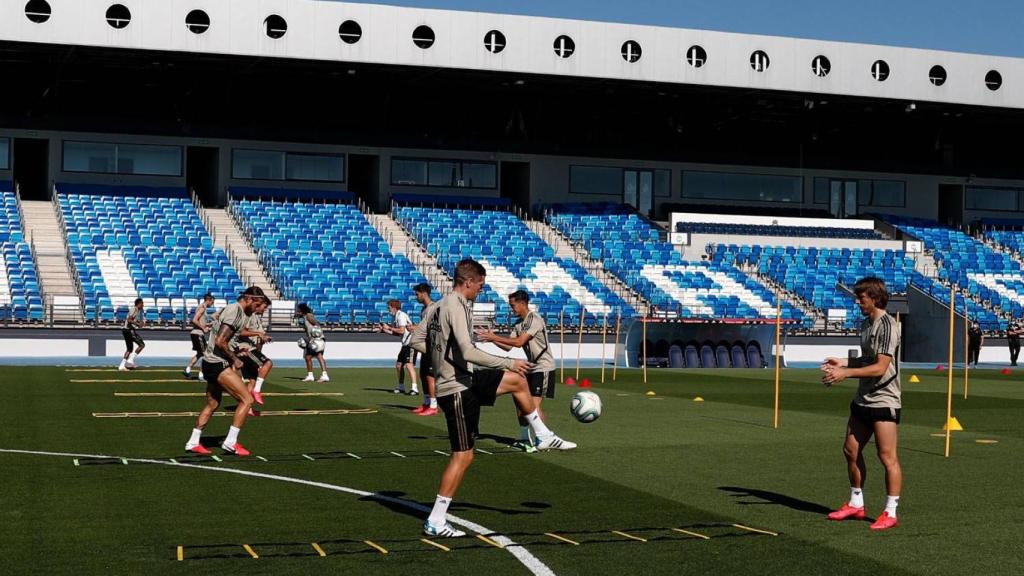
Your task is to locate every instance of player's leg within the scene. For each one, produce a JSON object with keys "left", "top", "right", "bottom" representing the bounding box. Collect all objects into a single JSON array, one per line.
[
  {"left": 127, "top": 333, "right": 144, "bottom": 367},
  {"left": 828, "top": 406, "right": 872, "bottom": 520},
  {"left": 252, "top": 352, "right": 272, "bottom": 405},
  {"left": 303, "top": 352, "right": 315, "bottom": 381},
  {"left": 217, "top": 366, "right": 254, "bottom": 455},
  {"left": 870, "top": 415, "right": 902, "bottom": 530},
  {"left": 185, "top": 334, "right": 203, "bottom": 377},
  {"left": 513, "top": 373, "right": 545, "bottom": 451},
  {"left": 425, "top": 390, "right": 477, "bottom": 538},
  {"left": 406, "top": 361, "right": 419, "bottom": 395},
  {"left": 185, "top": 362, "right": 224, "bottom": 454},
  {"left": 317, "top": 353, "right": 329, "bottom": 381},
  {"left": 118, "top": 331, "right": 132, "bottom": 370},
  {"left": 492, "top": 371, "right": 575, "bottom": 450}
]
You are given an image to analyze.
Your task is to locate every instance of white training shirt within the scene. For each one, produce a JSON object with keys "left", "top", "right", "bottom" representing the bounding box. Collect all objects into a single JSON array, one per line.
[{"left": 394, "top": 310, "right": 413, "bottom": 346}]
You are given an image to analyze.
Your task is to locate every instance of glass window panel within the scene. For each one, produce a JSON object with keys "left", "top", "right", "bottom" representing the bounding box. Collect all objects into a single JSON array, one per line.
[
  {"left": 966, "top": 187, "right": 1019, "bottom": 211},
  {"left": 654, "top": 169, "right": 671, "bottom": 197},
  {"left": 232, "top": 149, "right": 284, "bottom": 180},
  {"left": 623, "top": 170, "right": 638, "bottom": 208},
  {"left": 428, "top": 161, "right": 457, "bottom": 187},
  {"left": 0, "top": 138, "right": 9, "bottom": 170},
  {"left": 391, "top": 159, "right": 427, "bottom": 185},
  {"left": 871, "top": 180, "right": 905, "bottom": 207},
  {"left": 857, "top": 180, "right": 872, "bottom": 206},
  {"left": 460, "top": 162, "right": 496, "bottom": 189},
  {"left": 639, "top": 171, "right": 653, "bottom": 215},
  {"left": 844, "top": 181, "right": 858, "bottom": 217},
  {"left": 118, "top": 144, "right": 181, "bottom": 176},
  {"left": 682, "top": 171, "right": 802, "bottom": 203},
  {"left": 813, "top": 177, "right": 829, "bottom": 204},
  {"left": 63, "top": 141, "right": 116, "bottom": 173},
  {"left": 286, "top": 153, "right": 344, "bottom": 182},
  {"left": 570, "top": 166, "right": 623, "bottom": 195}
]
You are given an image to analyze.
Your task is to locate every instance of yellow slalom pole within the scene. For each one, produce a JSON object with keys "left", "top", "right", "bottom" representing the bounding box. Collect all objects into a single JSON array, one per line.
[
  {"left": 945, "top": 284, "right": 955, "bottom": 458},
  {"left": 642, "top": 314, "right": 648, "bottom": 385},
  {"left": 612, "top": 313, "right": 621, "bottom": 381},
  {"left": 601, "top": 312, "right": 608, "bottom": 383},
  {"left": 773, "top": 291, "right": 782, "bottom": 429},
  {"left": 963, "top": 300, "right": 969, "bottom": 400},
  {"left": 576, "top": 307, "right": 585, "bottom": 380},
  {"left": 559, "top": 310, "right": 565, "bottom": 383}
]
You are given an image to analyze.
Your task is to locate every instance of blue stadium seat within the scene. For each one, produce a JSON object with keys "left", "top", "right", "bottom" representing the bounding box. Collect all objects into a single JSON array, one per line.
[{"left": 0, "top": 184, "right": 43, "bottom": 322}]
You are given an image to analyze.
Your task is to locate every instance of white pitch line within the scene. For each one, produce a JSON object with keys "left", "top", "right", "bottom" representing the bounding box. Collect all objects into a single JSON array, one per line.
[
  {"left": 345, "top": 453, "right": 362, "bottom": 460},
  {"left": 433, "top": 450, "right": 450, "bottom": 457},
  {"left": 389, "top": 451, "right": 406, "bottom": 458},
  {"left": 0, "top": 448, "right": 556, "bottom": 576},
  {"left": 302, "top": 454, "right": 315, "bottom": 461}
]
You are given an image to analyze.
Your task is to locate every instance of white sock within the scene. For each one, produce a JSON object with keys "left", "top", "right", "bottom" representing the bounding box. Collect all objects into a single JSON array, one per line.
[
  {"left": 307, "top": 372, "right": 314, "bottom": 379},
  {"left": 427, "top": 494, "right": 452, "bottom": 526},
  {"left": 118, "top": 359, "right": 126, "bottom": 369},
  {"left": 186, "top": 428, "right": 202, "bottom": 447},
  {"left": 225, "top": 425, "right": 240, "bottom": 446},
  {"left": 198, "top": 371, "right": 204, "bottom": 380},
  {"left": 884, "top": 495, "right": 899, "bottom": 517},
  {"left": 524, "top": 410, "right": 553, "bottom": 439},
  {"left": 254, "top": 377, "right": 265, "bottom": 392},
  {"left": 429, "top": 397, "right": 438, "bottom": 409},
  {"left": 518, "top": 425, "right": 532, "bottom": 441},
  {"left": 849, "top": 487, "right": 864, "bottom": 508},
  {"left": 185, "top": 366, "right": 192, "bottom": 374},
  {"left": 128, "top": 352, "right": 138, "bottom": 363}
]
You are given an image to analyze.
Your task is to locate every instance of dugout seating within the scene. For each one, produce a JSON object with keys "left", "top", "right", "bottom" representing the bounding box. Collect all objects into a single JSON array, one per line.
[
  {"left": 546, "top": 203, "right": 804, "bottom": 323},
  {"left": 57, "top": 185, "right": 242, "bottom": 323},
  {"left": 394, "top": 204, "right": 633, "bottom": 324},
  {"left": 0, "top": 183, "right": 43, "bottom": 321},
  {"left": 712, "top": 244, "right": 913, "bottom": 329},
  {"left": 232, "top": 197, "right": 428, "bottom": 324}
]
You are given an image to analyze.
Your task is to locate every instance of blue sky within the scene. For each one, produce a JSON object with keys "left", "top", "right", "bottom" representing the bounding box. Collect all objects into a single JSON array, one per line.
[{"left": 334, "top": 0, "right": 1024, "bottom": 57}]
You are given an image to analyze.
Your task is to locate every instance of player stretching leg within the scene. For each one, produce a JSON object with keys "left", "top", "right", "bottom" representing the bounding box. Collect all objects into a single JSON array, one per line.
[
  {"left": 411, "top": 283, "right": 439, "bottom": 416},
  {"left": 184, "top": 293, "right": 214, "bottom": 380},
  {"left": 410, "top": 259, "right": 575, "bottom": 538},
  {"left": 821, "top": 277, "right": 903, "bottom": 531},
  {"left": 118, "top": 298, "right": 146, "bottom": 371},
  {"left": 184, "top": 287, "right": 268, "bottom": 457},
  {"left": 237, "top": 298, "right": 273, "bottom": 407},
  {"left": 477, "top": 290, "right": 556, "bottom": 452}
]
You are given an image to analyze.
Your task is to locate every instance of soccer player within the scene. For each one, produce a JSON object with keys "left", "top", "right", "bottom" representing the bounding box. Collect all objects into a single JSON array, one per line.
[
  {"left": 409, "top": 259, "right": 576, "bottom": 538},
  {"left": 237, "top": 298, "right": 273, "bottom": 406},
  {"left": 296, "top": 303, "right": 329, "bottom": 382},
  {"left": 1008, "top": 317, "right": 1021, "bottom": 366},
  {"left": 411, "top": 283, "right": 439, "bottom": 416},
  {"left": 118, "top": 298, "right": 145, "bottom": 371},
  {"left": 184, "top": 293, "right": 215, "bottom": 380},
  {"left": 476, "top": 290, "right": 556, "bottom": 452},
  {"left": 381, "top": 299, "right": 418, "bottom": 395},
  {"left": 968, "top": 320, "right": 983, "bottom": 368},
  {"left": 184, "top": 287, "right": 269, "bottom": 457},
  {"left": 821, "top": 277, "right": 902, "bottom": 531}
]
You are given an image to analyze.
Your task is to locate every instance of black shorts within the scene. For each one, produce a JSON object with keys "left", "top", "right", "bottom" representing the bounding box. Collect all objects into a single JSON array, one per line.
[
  {"left": 397, "top": 345, "right": 413, "bottom": 364},
  {"left": 240, "top": 349, "right": 269, "bottom": 380},
  {"left": 437, "top": 370, "right": 505, "bottom": 452},
  {"left": 527, "top": 371, "right": 556, "bottom": 399},
  {"left": 419, "top": 355, "right": 434, "bottom": 384},
  {"left": 850, "top": 401, "right": 901, "bottom": 425},
  {"left": 202, "top": 359, "right": 229, "bottom": 387},
  {"left": 122, "top": 329, "right": 143, "bottom": 350},
  {"left": 190, "top": 333, "right": 205, "bottom": 354}
]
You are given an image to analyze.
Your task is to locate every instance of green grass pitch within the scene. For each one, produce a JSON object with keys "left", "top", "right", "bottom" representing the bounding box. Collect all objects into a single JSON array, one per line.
[{"left": 1, "top": 365, "right": 1022, "bottom": 575}]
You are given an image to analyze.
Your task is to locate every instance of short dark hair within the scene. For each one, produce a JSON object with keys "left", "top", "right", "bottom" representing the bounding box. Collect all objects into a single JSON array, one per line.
[
  {"left": 508, "top": 290, "right": 530, "bottom": 304},
  {"left": 134, "top": 298, "right": 144, "bottom": 306},
  {"left": 454, "top": 258, "right": 486, "bottom": 286},
  {"left": 240, "top": 286, "right": 269, "bottom": 303},
  {"left": 203, "top": 293, "right": 214, "bottom": 301},
  {"left": 853, "top": 277, "right": 889, "bottom": 309},
  {"left": 296, "top": 303, "right": 312, "bottom": 315},
  {"left": 388, "top": 299, "right": 402, "bottom": 310},
  {"left": 413, "top": 282, "right": 432, "bottom": 294}
]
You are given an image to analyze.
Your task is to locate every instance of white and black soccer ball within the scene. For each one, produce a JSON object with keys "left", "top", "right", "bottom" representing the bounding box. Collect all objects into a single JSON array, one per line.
[
  {"left": 297, "top": 337, "right": 308, "bottom": 349},
  {"left": 570, "top": 390, "right": 602, "bottom": 423},
  {"left": 308, "top": 337, "right": 326, "bottom": 354}
]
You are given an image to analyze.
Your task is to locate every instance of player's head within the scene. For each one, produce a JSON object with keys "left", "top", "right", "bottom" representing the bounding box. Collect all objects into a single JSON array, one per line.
[
  {"left": 295, "top": 303, "right": 312, "bottom": 317},
  {"left": 387, "top": 299, "right": 402, "bottom": 313},
  {"left": 508, "top": 290, "right": 530, "bottom": 317},
  {"left": 853, "top": 277, "right": 888, "bottom": 314},
  {"left": 254, "top": 297, "right": 271, "bottom": 315},
  {"left": 133, "top": 297, "right": 144, "bottom": 309},
  {"left": 238, "top": 286, "right": 269, "bottom": 314},
  {"left": 202, "top": 293, "right": 214, "bottom": 306},
  {"left": 454, "top": 258, "right": 486, "bottom": 299},
  {"left": 413, "top": 283, "right": 433, "bottom": 304}
]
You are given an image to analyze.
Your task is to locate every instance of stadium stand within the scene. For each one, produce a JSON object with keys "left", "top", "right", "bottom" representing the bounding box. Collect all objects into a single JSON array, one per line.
[
  {"left": 231, "top": 194, "right": 428, "bottom": 324},
  {"left": 545, "top": 203, "right": 803, "bottom": 323},
  {"left": 57, "top": 184, "right": 242, "bottom": 323},
  {"left": 0, "top": 183, "right": 43, "bottom": 321},
  {"left": 394, "top": 202, "right": 634, "bottom": 324},
  {"left": 885, "top": 215, "right": 1011, "bottom": 330},
  {"left": 675, "top": 221, "right": 883, "bottom": 239}
]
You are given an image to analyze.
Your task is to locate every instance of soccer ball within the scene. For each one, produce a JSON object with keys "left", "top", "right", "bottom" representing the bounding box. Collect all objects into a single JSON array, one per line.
[
  {"left": 570, "top": 390, "right": 602, "bottom": 423},
  {"left": 308, "top": 338, "right": 326, "bottom": 354},
  {"left": 297, "top": 337, "right": 308, "bottom": 349}
]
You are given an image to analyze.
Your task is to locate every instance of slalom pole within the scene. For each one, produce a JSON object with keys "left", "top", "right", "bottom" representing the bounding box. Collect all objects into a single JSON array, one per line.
[
  {"left": 601, "top": 312, "right": 608, "bottom": 383},
  {"left": 773, "top": 290, "right": 782, "bottom": 429},
  {"left": 576, "top": 307, "right": 585, "bottom": 380},
  {"left": 945, "top": 284, "right": 955, "bottom": 458},
  {"left": 559, "top": 310, "right": 565, "bottom": 383},
  {"left": 963, "top": 300, "right": 970, "bottom": 399},
  {"left": 612, "top": 313, "right": 621, "bottom": 381},
  {"left": 642, "top": 314, "right": 648, "bottom": 385}
]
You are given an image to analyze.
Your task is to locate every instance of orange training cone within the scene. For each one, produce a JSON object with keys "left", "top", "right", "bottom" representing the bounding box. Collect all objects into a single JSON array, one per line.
[{"left": 579, "top": 378, "right": 592, "bottom": 388}]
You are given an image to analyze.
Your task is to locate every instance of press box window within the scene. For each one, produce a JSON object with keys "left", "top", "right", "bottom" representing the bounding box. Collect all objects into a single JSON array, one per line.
[
  {"left": 63, "top": 141, "right": 182, "bottom": 176},
  {"left": 0, "top": 138, "right": 9, "bottom": 170},
  {"left": 391, "top": 158, "right": 496, "bottom": 189}
]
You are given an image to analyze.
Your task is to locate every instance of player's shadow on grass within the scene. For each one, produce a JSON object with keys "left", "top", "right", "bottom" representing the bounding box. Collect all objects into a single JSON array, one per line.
[
  {"left": 718, "top": 486, "right": 831, "bottom": 515},
  {"left": 477, "top": 432, "right": 517, "bottom": 445},
  {"left": 361, "top": 490, "right": 543, "bottom": 519},
  {"left": 365, "top": 387, "right": 404, "bottom": 394}
]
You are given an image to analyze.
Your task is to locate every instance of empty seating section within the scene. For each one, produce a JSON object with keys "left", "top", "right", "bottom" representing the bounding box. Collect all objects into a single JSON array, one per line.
[
  {"left": 675, "top": 221, "right": 882, "bottom": 239},
  {"left": 886, "top": 216, "right": 1015, "bottom": 328},
  {"left": 547, "top": 203, "right": 802, "bottom": 322},
  {"left": 233, "top": 199, "right": 425, "bottom": 324},
  {"left": 395, "top": 206, "right": 631, "bottom": 323},
  {"left": 0, "top": 185, "right": 42, "bottom": 320},
  {"left": 714, "top": 244, "right": 912, "bottom": 329},
  {"left": 59, "top": 189, "right": 241, "bottom": 322},
  {"left": 911, "top": 273, "right": 1001, "bottom": 330}
]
